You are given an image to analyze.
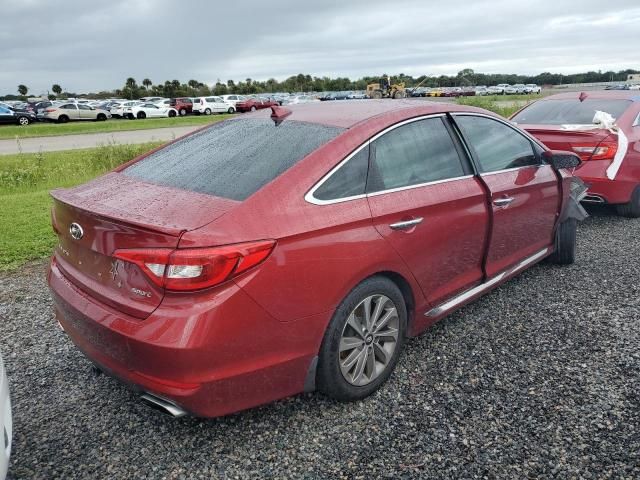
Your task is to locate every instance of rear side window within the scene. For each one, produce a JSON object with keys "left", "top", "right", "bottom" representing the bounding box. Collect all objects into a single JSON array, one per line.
[
  {"left": 455, "top": 115, "right": 537, "bottom": 173},
  {"left": 511, "top": 99, "right": 632, "bottom": 125},
  {"left": 313, "top": 146, "right": 369, "bottom": 201},
  {"left": 124, "top": 118, "right": 344, "bottom": 201},
  {"left": 367, "top": 118, "right": 465, "bottom": 192}
]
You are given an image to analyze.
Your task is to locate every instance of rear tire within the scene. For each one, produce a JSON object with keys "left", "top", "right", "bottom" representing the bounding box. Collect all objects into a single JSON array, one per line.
[
  {"left": 17, "top": 116, "right": 30, "bottom": 126},
  {"left": 58, "top": 115, "right": 69, "bottom": 123},
  {"left": 250, "top": 106, "right": 257, "bottom": 112},
  {"left": 316, "top": 276, "right": 406, "bottom": 401},
  {"left": 137, "top": 111, "right": 146, "bottom": 119},
  {"left": 549, "top": 218, "right": 577, "bottom": 265},
  {"left": 615, "top": 186, "right": 640, "bottom": 218},
  {"left": 179, "top": 108, "right": 186, "bottom": 116},
  {"left": 96, "top": 113, "right": 106, "bottom": 121},
  {"left": 204, "top": 108, "right": 211, "bottom": 115},
  {"left": 227, "top": 107, "right": 235, "bottom": 114},
  {"left": 168, "top": 110, "right": 176, "bottom": 117}
]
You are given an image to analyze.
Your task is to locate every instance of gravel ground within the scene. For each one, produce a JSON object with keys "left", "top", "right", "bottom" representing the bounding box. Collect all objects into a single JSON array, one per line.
[{"left": 1, "top": 206, "right": 638, "bottom": 479}]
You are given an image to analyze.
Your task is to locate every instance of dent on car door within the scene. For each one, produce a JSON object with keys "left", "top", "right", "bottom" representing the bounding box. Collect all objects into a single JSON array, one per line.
[
  {"left": 452, "top": 114, "right": 560, "bottom": 278},
  {"left": 365, "top": 116, "right": 490, "bottom": 306}
]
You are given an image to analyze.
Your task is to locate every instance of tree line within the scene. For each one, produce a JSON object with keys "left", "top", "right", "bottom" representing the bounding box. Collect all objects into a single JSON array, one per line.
[{"left": 4, "top": 68, "right": 639, "bottom": 100}]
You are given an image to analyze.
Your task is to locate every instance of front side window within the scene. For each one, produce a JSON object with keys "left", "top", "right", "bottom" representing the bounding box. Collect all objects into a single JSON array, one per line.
[
  {"left": 77, "top": 104, "right": 91, "bottom": 110},
  {"left": 313, "top": 146, "right": 369, "bottom": 201},
  {"left": 367, "top": 117, "right": 465, "bottom": 192},
  {"left": 455, "top": 115, "right": 537, "bottom": 173}
]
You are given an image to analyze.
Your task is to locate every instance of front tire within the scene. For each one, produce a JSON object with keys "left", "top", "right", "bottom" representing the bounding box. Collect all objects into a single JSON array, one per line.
[
  {"left": 58, "top": 115, "right": 69, "bottom": 123},
  {"left": 136, "top": 111, "right": 146, "bottom": 119},
  {"left": 96, "top": 113, "right": 106, "bottom": 121},
  {"left": 17, "top": 116, "right": 30, "bottom": 126},
  {"left": 179, "top": 108, "right": 186, "bottom": 116},
  {"left": 616, "top": 185, "right": 640, "bottom": 218},
  {"left": 549, "top": 218, "right": 577, "bottom": 264},
  {"left": 250, "top": 106, "right": 257, "bottom": 112},
  {"left": 168, "top": 110, "right": 176, "bottom": 117},
  {"left": 204, "top": 108, "right": 211, "bottom": 115},
  {"left": 317, "top": 276, "right": 406, "bottom": 401},
  {"left": 227, "top": 107, "right": 235, "bottom": 114}
]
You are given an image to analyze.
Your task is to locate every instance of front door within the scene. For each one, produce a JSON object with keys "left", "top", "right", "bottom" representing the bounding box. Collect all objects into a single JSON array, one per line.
[
  {"left": 366, "top": 116, "right": 490, "bottom": 306},
  {"left": 453, "top": 114, "right": 560, "bottom": 278}
]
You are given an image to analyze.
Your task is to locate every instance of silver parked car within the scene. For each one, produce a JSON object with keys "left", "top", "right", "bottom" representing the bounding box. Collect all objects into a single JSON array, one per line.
[{"left": 42, "top": 103, "right": 111, "bottom": 123}]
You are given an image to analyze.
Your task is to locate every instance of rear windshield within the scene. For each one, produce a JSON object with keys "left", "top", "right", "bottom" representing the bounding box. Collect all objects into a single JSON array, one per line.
[
  {"left": 123, "top": 118, "right": 344, "bottom": 201},
  {"left": 512, "top": 99, "right": 632, "bottom": 125}
]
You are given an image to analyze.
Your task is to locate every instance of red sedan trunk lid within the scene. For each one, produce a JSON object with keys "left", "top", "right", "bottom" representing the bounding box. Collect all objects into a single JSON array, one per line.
[{"left": 51, "top": 172, "right": 239, "bottom": 318}]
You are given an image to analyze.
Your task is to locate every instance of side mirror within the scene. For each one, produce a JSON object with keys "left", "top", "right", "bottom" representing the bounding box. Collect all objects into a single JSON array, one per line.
[{"left": 543, "top": 150, "right": 582, "bottom": 170}]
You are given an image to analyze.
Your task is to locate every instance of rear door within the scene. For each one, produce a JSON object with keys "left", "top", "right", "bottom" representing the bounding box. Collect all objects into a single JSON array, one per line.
[
  {"left": 77, "top": 104, "right": 94, "bottom": 120},
  {"left": 452, "top": 114, "right": 560, "bottom": 277},
  {"left": 366, "top": 116, "right": 490, "bottom": 305},
  {"left": 60, "top": 103, "right": 79, "bottom": 120}
]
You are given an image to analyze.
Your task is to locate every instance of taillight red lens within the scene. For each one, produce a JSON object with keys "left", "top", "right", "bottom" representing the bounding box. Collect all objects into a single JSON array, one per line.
[
  {"left": 44, "top": 108, "right": 55, "bottom": 112},
  {"left": 113, "top": 240, "right": 276, "bottom": 291},
  {"left": 571, "top": 141, "right": 618, "bottom": 161}
]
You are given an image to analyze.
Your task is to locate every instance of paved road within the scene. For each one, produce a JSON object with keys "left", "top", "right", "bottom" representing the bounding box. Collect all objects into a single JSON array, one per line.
[{"left": 0, "top": 125, "right": 202, "bottom": 155}]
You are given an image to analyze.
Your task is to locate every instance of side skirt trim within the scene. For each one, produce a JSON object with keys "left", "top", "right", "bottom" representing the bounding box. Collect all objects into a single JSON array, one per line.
[{"left": 424, "top": 248, "right": 550, "bottom": 318}]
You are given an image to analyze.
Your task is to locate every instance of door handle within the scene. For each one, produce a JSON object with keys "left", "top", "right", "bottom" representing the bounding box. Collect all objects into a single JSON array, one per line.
[
  {"left": 389, "top": 217, "right": 423, "bottom": 230},
  {"left": 493, "top": 197, "right": 515, "bottom": 207}
]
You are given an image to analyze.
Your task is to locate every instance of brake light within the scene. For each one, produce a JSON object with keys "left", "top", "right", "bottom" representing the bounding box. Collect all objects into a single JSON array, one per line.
[
  {"left": 44, "top": 108, "right": 55, "bottom": 112},
  {"left": 113, "top": 240, "right": 276, "bottom": 291},
  {"left": 571, "top": 141, "right": 618, "bottom": 161}
]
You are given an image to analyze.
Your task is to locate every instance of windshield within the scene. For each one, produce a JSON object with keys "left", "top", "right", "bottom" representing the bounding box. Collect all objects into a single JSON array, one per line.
[
  {"left": 124, "top": 118, "right": 344, "bottom": 201},
  {"left": 512, "top": 99, "right": 632, "bottom": 125}
]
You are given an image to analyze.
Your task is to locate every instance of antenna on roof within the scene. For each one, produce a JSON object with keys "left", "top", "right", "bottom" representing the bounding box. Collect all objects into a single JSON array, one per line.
[{"left": 270, "top": 105, "right": 292, "bottom": 126}]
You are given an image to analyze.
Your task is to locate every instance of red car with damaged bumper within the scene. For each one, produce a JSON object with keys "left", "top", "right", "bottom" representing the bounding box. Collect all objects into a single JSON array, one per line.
[
  {"left": 48, "top": 101, "right": 583, "bottom": 418},
  {"left": 511, "top": 91, "right": 640, "bottom": 217}
]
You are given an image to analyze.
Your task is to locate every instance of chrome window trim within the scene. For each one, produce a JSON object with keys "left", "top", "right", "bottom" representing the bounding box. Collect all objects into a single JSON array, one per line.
[
  {"left": 479, "top": 164, "right": 546, "bottom": 177},
  {"left": 366, "top": 174, "right": 474, "bottom": 197},
  {"left": 305, "top": 113, "right": 457, "bottom": 206}
]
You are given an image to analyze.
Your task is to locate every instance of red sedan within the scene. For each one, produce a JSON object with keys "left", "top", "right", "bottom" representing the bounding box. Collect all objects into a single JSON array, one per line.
[
  {"left": 235, "top": 97, "right": 278, "bottom": 112},
  {"left": 512, "top": 91, "right": 640, "bottom": 217},
  {"left": 48, "top": 101, "right": 583, "bottom": 418}
]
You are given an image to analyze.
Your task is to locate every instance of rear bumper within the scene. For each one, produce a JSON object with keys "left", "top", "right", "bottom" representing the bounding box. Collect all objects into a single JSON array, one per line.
[
  {"left": 575, "top": 160, "right": 637, "bottom": 204},
  {"left": 48, "top": 258, "right": 317, "bottom": 418}
]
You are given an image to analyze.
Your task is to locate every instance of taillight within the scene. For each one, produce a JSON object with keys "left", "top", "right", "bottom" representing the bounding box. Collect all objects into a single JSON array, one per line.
[
  {"left": 44, "top": 108, "right": 55, "bottom": 112},
  {"left": 571, "top": 141, "right": 618, "bottom": 161},
  {"left": 113, "top": 240, "right": 276, "bottom": 291}
]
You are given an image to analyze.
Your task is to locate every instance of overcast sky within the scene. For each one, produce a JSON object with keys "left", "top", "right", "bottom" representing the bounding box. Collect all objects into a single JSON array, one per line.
[{"left": 1, "top": 0, "right": 638, "bottom": 95}]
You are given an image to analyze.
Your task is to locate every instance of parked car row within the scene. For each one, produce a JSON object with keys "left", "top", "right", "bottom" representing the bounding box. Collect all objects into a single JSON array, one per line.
[{"left": 409, "top": 84, "right": 542, "bottom": 97}]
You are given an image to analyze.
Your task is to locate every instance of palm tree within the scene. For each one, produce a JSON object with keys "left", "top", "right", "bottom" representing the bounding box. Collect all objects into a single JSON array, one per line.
[
  {"left": 142, "top": 78, "right": 152, "bottom": 90},
  {"left": 187, "top": 79, "right": 199, "bottom": 89},
  {"left": 52, "top": 84, "right": 62, "bottom": 95},
  {"left": 17, "top": 84, "right": 28, "bottom": 96},
  {"left": 125, "top": 77, "right": 137, "bottom": 89}
]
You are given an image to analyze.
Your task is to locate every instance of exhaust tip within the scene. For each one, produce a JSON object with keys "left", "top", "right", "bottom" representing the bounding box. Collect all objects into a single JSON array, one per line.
[
  {"left": 141, "top": 393, "right": 187, "bottom": 418},
  {"left": 582, "top": 194, "right": 606, "bottom": 204}
]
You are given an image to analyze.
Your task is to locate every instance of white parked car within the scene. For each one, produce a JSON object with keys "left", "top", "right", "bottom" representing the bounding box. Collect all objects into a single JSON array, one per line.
[
  {"left": 220, "top": 94, "right": 246, "bottom": 108},
  {"left": 489, "top": 84, "right": 510, "bottom": 95},
  {"left": 153, "top": 98, "right": 172, "bottom": 108},
  {"left": 110, "top": 101, "right": 141, "bottom": 118},
  {"left": 124, "top": 102, "right": 178, "bottom": 119},
  {"left": 192, "top": 96, "right": 234, "bottom": 114},
  {"left": 524, "top": 84, "right": 541, "bottom": 94},
  {"left": 475, "top": 86, "right": 489, "bottom": 96},
  {"left": 0, "top": 353, "right": 11, "bottom": 480},
  {"left": 505, "top": 84, "right": 528, "bottom": 95},
  {"left": 287, "top": 95, "right": 320, "bottom": 104}
]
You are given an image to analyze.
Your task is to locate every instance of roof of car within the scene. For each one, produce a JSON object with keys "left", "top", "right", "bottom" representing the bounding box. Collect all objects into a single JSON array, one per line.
[
  {"left": 542, "top": 91, "right": 640, "bottom": 101},
  {"left": 246, "top": 99, "right": 479, "bottom": 128}
]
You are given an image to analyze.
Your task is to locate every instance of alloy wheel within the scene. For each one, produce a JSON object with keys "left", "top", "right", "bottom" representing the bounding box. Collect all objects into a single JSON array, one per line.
[{"left": 338, "top": 294, "right": 399, "bottom": 386}]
